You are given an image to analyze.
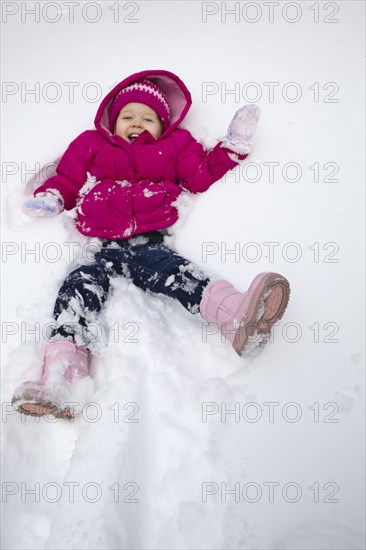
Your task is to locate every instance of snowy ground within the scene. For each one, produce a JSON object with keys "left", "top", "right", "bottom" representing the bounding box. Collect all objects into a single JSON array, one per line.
[{"left": 1, "top": 1, "right": 365, "bottom": 549}]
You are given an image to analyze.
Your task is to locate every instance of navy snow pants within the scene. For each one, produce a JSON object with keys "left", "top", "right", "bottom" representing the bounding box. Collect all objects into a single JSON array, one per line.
[{"left": 52, "top": 231, "right": 211, "bottom": 349}]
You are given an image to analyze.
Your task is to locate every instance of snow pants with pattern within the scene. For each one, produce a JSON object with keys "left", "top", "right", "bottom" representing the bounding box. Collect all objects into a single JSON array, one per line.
[{"left": 51, "top": 231, "right": 211, "bottom": 350}]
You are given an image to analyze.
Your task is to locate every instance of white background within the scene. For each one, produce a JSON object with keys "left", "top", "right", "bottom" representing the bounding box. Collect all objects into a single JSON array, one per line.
[{"left": 1, "top": 1, "right": 365, "bottom": 549}]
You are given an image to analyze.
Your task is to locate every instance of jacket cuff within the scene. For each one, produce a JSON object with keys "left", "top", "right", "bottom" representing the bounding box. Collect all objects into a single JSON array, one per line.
[
  {"left": 219, "top": 143, "right": 248, "bottom": 163},
  {"left": 41, "top": 189, "right": 65, "bottom": 208}
]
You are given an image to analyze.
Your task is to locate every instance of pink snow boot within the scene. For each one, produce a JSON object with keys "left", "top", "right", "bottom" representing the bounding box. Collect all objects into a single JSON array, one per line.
[
  {"left": 200, "top": 272, "right": 290, "bottom": 357},
  {"left": 11, "top": 341, "right": 92, "bottom": 419}
]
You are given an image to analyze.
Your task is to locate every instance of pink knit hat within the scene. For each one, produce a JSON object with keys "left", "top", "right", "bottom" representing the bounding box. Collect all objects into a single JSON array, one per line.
[{"left": 109, "top": 79, "right": 170, "bottom": 133}]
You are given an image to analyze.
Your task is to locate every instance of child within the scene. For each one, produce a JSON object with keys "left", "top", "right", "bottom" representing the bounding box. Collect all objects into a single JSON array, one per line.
[{"left": 12, "top": 69, "right": 290, "bottom": 419}]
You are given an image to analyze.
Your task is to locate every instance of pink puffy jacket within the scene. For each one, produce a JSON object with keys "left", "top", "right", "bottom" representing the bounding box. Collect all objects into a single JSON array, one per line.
[{"left": 34, "top": 70, "right": 246, "bottom": 239}]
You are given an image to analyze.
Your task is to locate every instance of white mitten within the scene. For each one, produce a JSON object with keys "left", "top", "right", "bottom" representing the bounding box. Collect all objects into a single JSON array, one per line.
[
  {"left": 222, "top": 104, "right": 260, "bottom": 155},
  {"left": 22, "top": 191, "right": 64, "bottom": 217}
]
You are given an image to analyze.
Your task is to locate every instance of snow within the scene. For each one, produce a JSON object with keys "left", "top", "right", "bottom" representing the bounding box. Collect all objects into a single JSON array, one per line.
[
  {"left": 78, "top": 172, "right": 100, "bottom": 196},
  {"left": 1, "top": 1, "right": 365, "bottom": 549}
]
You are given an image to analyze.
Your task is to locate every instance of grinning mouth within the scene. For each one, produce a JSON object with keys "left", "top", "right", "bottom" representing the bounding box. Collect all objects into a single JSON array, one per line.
[{"left": 128, "top": 133, "right": 140, "bottom": 142}]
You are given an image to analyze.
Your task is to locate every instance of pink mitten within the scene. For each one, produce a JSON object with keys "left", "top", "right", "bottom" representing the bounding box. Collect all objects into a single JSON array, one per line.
[
  {"left": 22, "top": 191, "right": 64, "bottom": 217},
  {"left": 222, "top": 104, "right": 260, "bottom": 155}
]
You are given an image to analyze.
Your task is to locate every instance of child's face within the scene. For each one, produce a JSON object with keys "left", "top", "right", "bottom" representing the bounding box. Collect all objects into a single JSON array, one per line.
[{"left": 114, "top": 102, "right": 163, "bottom": 142}]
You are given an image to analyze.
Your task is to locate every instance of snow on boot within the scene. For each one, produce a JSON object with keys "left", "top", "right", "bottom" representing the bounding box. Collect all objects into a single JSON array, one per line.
[
  {"left": 11, "top": 341, "right": 94, "bottom": 419},
  {"left": 200, "top": 272, "right": 290, "bottom": 357},
  {"left": 222, "top": 104, "right": 260, "bottom": 155}
]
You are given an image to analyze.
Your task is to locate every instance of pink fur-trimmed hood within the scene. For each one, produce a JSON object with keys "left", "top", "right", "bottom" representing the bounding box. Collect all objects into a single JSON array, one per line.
[{"left": 94, "top": 69, "right": 192, "bottom": 141}]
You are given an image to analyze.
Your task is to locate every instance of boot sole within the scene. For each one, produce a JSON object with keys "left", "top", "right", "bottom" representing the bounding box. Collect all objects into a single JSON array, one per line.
[
  {"left": 12, "top": 391, "right": 75, "bottom": 419},
  {"left": 232, "top": 273, "right": 290, "bottom": 357},
  {"left": 17, "top": 402, "right": 74, "bottom": 419}
]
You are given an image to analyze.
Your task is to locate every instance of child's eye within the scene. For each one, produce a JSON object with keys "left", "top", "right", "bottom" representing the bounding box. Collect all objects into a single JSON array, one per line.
[
  {"left": 122, "top": 116, "right": 132, "bottom": 120},
  {"left": 144, "top": 118, "right": 153, "bottom": 123}
]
